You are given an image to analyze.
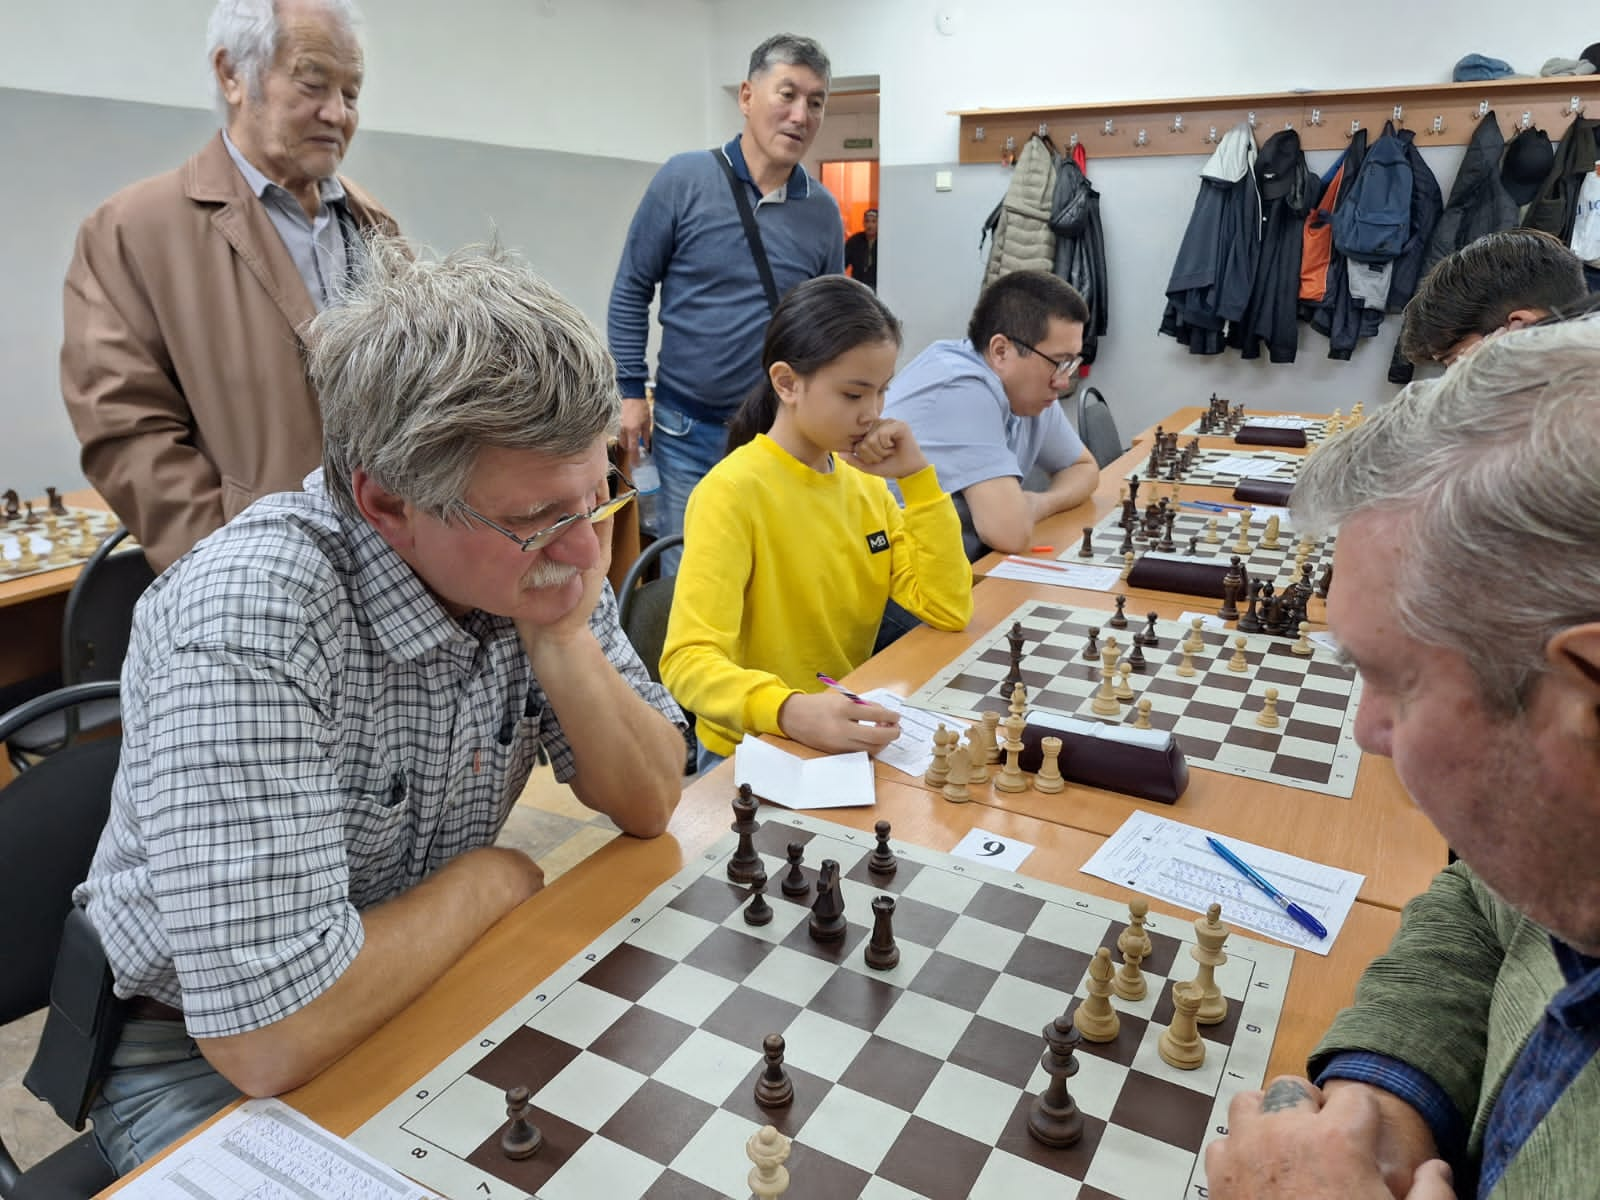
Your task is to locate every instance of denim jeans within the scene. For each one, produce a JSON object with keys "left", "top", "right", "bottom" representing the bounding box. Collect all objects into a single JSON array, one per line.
[
  {"left": 651, "top": 401, "right": 730, "bottom": 575},
  {"left": 89, "top": 1018, "right": 240, "bottom": 1174},
  {"left": 695, "top": 738, "right": 727, "bottom": 776}
]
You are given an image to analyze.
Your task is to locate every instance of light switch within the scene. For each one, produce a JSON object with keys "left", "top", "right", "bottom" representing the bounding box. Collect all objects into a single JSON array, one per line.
[{"left": 935, "top": 171, "right": 953, "bottom": 192}]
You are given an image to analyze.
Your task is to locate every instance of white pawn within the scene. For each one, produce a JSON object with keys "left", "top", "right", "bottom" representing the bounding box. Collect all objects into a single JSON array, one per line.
[
  {"left": 747, "top": 1125, "right": 792, "bottom": 1199},
  {"left": 1227, "top": 635, "right": 1249, "bottom": 673},
  {"left": 1135, "top": 698, "right": 1153, "bottom": 730},
  {"left": 1255, "top": 687, "right": 1281, "bottom": 728}
]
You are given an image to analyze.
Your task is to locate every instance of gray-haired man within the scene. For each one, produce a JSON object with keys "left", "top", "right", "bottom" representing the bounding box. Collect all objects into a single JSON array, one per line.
[
  {"left": 74, "top": 243, "right": 689, "bottom": 1173},
  {"left": 1205, "top": 316, "right": 1600, "bottom": 1198},
  {"left": 62, "top": 0, "right": 398, "bottom": 572}
]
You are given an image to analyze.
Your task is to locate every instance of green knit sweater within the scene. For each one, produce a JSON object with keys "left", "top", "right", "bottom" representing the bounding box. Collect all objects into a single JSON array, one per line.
[{"left": 1309, "top": 863, "right": 1600, "bottom": 1197}]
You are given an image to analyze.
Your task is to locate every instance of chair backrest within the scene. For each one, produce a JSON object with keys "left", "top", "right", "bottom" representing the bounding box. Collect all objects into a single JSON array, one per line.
[
  {"left": 0, "top": 682, "right": 122, "bottom": 1026},
  {"left": 1077, "top": 386, "right": 1126, "bottom": 468},
  {"left": 62, "top": 527, "right": 156, "bottom": 687},
  {"left": 618, "top": 535, "right": 683, "bottom": 684}
]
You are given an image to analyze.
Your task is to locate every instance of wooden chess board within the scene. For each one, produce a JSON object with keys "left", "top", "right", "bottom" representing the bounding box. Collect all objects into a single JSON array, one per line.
[
  {"left": 352, "top": 810, "right": 1292, "bottom": 1199},
  {"left": 906, "top": 600, "right": 1363, "bottom": 798},
  {"left": 1066, "top": 505, "right": 1335, "bottom": 597},
  {"left": 1124, "top": 449, "right": 1302, "bottom": 490},
  {"left": 0, "top": 506, "right": 130, "bottom": 583},
  {"left": 1172, "top": 416, "right": 1335, "bottom": 444}
]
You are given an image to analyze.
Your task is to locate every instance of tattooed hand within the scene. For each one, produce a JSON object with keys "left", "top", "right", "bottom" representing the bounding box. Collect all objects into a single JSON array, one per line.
[{"left": 1204, "top": 1076, "right": 1454, "bottom": 1199}]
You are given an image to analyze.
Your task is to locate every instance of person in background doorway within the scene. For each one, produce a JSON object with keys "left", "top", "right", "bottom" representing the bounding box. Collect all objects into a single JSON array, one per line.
[{"left": 845, "top": 207, "right": 878, "bottom": 290}]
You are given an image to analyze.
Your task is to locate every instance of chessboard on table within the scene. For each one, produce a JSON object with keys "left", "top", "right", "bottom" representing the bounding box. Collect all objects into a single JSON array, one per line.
[
  {"left": 1068, "top": 504, "right": 1334, "bottom": 599},
  {"left": 0, "top": 502, "right": 130, "bottom": 583},
  {"left": 352, "top": 808, "right": 1291, "bottom": 1200},
  {"left": 1123, "top": 447, "right": 1302, "bottom": 490},
  {"left": 906, "top": 599, "right": 1362, "bottom": 798},
  {"left": 1172, "top": 414, "right": 1335, "bottom": 444}
]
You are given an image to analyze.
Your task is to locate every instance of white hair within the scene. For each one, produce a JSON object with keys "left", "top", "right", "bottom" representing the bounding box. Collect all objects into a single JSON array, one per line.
[
  {"left": 206, "top": 0, "right": 362, "bottom": 122},
  {"left": 1292, "top": 313, "right": 1600, "bottom": 713}
]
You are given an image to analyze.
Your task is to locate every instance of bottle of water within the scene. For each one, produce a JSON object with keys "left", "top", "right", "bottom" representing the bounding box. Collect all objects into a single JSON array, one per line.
[{"left": 632, "top": 440, "right": 661, "bottom": 537}]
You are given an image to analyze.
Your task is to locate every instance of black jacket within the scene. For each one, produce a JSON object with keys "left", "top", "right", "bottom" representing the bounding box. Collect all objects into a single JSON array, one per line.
[
  {"left": 1385, "top": 130, "right": 1444, "bottom": 314},
  {"left": 1234, "top": 129, "right": 1321, "bottom": 363},
  {"left": 1523, "top": 116, "right": 1599, "bottom": 243},
  {"left": 1049, "top": 155, "right": 1109, "bottom": 364},
  {"left": 1309, "top": 130, "right": 1380, "bottom": 360},
  {"left": 1160, "top": 124, "right": 1261, "bottom": 355}
]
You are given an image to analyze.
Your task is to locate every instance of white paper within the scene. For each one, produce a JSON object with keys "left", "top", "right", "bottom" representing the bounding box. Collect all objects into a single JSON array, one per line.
[
  {"left": 1079, "top": 811, "right": 1365, "bottom": 955},
  {"left": 1309, "top": 630, "right": 1342, "bottom": 656},
  {"left": 115, "top": 1098, "right": 439, "bottom": 1199},
  {"left": 1239, "top": 416, "right": 1316, "bottom": 429},
  {"left": 858, "top": 688, "right": 946, "bottom": 777},
  {"left": 1177, "top": 610, "right": 1230, "bottom": 633},
  {"left": 734, "top": 737, "right": 876, "bottom": 809},
  {"left": 951, "top": 827, "right": 1035, "bottom": 871},
  {"left": 1209, "top": 454, "right": 1293, "bottom": 479},
  {"left": 989, "top": 558, "right": 1122, "bottom": 590}
]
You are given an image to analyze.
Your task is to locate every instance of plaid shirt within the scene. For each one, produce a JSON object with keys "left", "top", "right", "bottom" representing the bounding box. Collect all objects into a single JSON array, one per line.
[{"left": 76, "top": 471, "right": 684, "bottom": 1039}]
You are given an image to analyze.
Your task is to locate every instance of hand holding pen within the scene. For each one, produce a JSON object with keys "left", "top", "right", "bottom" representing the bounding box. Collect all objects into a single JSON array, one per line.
[{"left": 773, "top": 675, "right": 900, "bottom": 755}]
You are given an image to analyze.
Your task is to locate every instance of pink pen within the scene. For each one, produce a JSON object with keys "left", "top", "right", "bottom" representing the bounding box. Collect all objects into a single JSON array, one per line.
[{"left": 815, "top": 672, "right": 871, "bottom": 706}]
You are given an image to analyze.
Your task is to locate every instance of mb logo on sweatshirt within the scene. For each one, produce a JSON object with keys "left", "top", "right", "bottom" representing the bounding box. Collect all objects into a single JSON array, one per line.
[{"left": 865, "top": 530, "right": 890, "bottom": 554}]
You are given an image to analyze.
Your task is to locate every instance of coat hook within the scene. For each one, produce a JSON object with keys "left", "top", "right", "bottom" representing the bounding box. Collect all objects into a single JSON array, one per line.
[
  {"left": 1068, "top": 131, "right": 1079, "bottom": 149},
  {"left": 973, "top": 125, "right": 986, "bottom": 142},
  {"left": 1306, "top": 107, "right": 1323, "bottom": 127},
  {"left": 1038, "top": 121, "right": 1050, "bottom": 137},
  {"left": 1136, "top": 128, "right": 1149, "bottom": 147},
  {"left": 1520, "top": 110, "right": 1533, "bottom": 129},
  {"left": 1476, "top": 100, "right": 1490, "bottom": 119},
  {"left": 1565, "top": 96, "right": 1586, "bottom": 117},
  {"left": 1247, "top": 110, "right": 1258, "bottom": 128},
  {"left": 1284, "top": 120, "right": 1294, "bottom": 130},
  {"left": 1348, "top": 118, "right": 1362, "bottom": 138},
  {"left": 1170, "top": 114, "right": 1185, "bottom": 133},
  {"left": 1392, "top": 104, "right": 1404, "bottom": 125},
  {"left": 1430, "top": 114, "right": 1445, "bottom": 136},
  {"left": 1204, "top": 125, "right": 1221, "bottom": 144},
  {"left": 1101, "top": 118, "right": 1115, "bottom": 136}
]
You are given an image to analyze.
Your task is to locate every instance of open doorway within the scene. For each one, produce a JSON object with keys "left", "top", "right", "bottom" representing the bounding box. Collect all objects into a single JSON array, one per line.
[{"left": 807, "top": 83, "right": 879, "bottom": 288}]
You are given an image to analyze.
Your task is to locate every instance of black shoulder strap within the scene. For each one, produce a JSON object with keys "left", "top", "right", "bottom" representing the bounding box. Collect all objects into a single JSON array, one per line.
[{"left": 712, "top": 149, "right": 781, "bottom": 315}]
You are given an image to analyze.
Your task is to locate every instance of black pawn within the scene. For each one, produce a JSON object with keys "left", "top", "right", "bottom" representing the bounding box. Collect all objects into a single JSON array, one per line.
[
  {"left": 1027, "top": 1016, "right": 1085, "bottom": 1148},
  {"left": 501, "top": 1085, "right": 543, "bottom": 1160},
  {"left": 727, "top": 784, "right": 761, "bottom": 885},
  {"left": 1078, "top": 526, "right": 1094, "bottom": 558},
  {"left": 809, "top": 860, "right": 847, "bottom": 942},
  {"left": 1137, "top": 611, "right": 1160, "bottom": 647},
  {"left": 868, "top": 819, "right": 897, "bottom": 879},
  {"left": 1187, "top": 533, "right": 1200, "bottom": 556},
  {"left": 1127, "top": 639, "right": 1147, "bottom": 673},
  {"left": 1237, "top": 580, "right": 1263, "bottom": 634},
  {"left": 781, "top": 842, "right": 810, "bottom": 898},
  {"left": 864, "top": 895, "right": 900, "bottom": 971},
  {"left": 1118, "top": 524, "right": 1135, "bottom": 555},
  {"left": 1081, "top": 626, "right": 1101, "bottom": 661},
  {"left": 744, "top": 868, "right": 772, "bottom": 926},
  {"left": 754, "top": 1033, "right": 794, "bottom": 1109},
  {"left": 1109, "top": 595, "right": 1129, "bottom": 629}
]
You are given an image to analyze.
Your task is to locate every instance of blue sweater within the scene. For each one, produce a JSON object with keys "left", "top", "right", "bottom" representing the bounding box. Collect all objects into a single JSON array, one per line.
[{"left": 607, "top": 136, "right": 844, "bottom": 419}]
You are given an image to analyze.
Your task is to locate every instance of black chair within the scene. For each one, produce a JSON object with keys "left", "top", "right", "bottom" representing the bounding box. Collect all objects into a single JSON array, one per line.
[
  {"left": 617, "top": 534, "right": 684, "bottom": 685},
  {"left": 6, "top": 528, "right": 154, "bottom": 770},
  {"left": 0, "top": 682, "right": 123, "bottom": 1198},
  {"left": 1076, "top": 386, "right": 1127, "bottom": 468}
]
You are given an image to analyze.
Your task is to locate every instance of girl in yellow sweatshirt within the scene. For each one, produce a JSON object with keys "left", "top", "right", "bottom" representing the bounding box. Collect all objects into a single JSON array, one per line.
[{"left": 661, "top": 275, "right": 973, "bottom": 771}]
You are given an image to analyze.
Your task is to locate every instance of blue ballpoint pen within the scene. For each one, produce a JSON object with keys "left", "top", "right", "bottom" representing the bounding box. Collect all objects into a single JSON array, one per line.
[{"left": 1205, "top": 836, "right": 1329, "bottom": 940}]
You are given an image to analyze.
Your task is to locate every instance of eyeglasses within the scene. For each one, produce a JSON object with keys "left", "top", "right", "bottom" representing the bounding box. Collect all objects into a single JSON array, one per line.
[
  {"left": 1007, "top": 335, "right": 1083, "bottom": 382},
  {"left": 460, "top": 468, "right": 637, "bottom": 552}
]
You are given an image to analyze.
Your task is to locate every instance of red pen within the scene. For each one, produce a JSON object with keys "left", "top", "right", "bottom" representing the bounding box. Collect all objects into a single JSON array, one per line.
[{"left": 815, "top": 672, "right": 871, "bottom": 705}]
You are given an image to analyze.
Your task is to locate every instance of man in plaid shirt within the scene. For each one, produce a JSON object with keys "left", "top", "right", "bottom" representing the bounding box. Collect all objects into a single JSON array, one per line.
[{"left": 74, "top": 239, "right": 689, "bottom": 1173}]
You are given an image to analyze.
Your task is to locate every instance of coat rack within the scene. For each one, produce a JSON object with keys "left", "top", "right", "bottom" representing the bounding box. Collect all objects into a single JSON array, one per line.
[{"left": 955, "top": 76, "right": 1600, "bottom": 163}]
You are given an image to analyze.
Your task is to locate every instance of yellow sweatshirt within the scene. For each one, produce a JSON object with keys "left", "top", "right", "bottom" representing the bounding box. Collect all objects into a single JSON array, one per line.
[{"left": 661, "top": 434, "right": 973, "bottom": 756}]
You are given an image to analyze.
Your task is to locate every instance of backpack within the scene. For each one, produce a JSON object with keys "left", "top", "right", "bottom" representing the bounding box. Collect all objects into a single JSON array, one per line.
[{"left": 1333, "top": 123, "right": 1413, "bottom": 263}]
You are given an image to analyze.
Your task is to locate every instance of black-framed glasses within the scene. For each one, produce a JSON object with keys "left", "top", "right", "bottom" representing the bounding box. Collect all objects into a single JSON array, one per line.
[
  {"left": 1007, "top": 335, "right": 1083, "bottom": 382},
  {"left": 460, "top": 467, "right": 637, "bottom": 552}
]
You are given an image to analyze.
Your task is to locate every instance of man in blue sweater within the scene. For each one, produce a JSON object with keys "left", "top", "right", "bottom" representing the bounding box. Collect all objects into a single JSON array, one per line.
[{"left": 606, "top": 33, "right": 844, "bottom": 570}]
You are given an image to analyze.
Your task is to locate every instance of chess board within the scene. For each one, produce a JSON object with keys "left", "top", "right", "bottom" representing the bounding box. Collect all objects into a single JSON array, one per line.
[
  {"left": 1065, "top": 505, "right": 1334, "bottom": 597},
  {"left": 0, "top": 506, "right": 130, "bottom": 583},
  {"left": 1125, "top": 449, "right": 1301, "bottom": 489},
  {"left": 1172, "top": 417, "right": 1334, "bottom": 444},
  {"left": 353, "top": 811, "right": 1293, "bottom": 1199},
  {"left": 906, "top": 600, "right": 1363, "bottom": 797}
]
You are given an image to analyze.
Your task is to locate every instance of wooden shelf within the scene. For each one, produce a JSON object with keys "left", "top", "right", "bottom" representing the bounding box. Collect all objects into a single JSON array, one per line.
[{"left": 952, "top": 75, "right": 1600, "bottom": 162}]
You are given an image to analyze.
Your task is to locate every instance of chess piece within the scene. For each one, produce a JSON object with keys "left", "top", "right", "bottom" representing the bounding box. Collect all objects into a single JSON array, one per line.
[
  {"left": 1115, "top": 661, "right": 1134, "bottom": 701},
  {"left": 1078, "top": 525, "right": 1095, "bottom": 558},
  {"left": 15, "top": 538, "right": 39, "bottom": 573},
  {"left": 1081, "top": 626, "right": 1101, "bottom": 661},
  {"left": 781, "top": 842, "right": 809, "bottom": 898},
  {"left": 1004, "top": 621, "right": 1025, "bottom": 692},
  {"left": 1231, "top": 512, "right": 1252, "bottom": 555},
  {"left": 1135, "top": 698, "right": 1153, "bottom": 730},
  {"left": 728, "top": 784, "right": 762, "bottom": 885},
  {"left": 1027, "top": 1014, "right": 1086, "bottom": 1148},
  {"left": 1072, "top": 947, "right": 1120, "bottom": 1042},
  {"left": 868, "top": 819, "right": 897, "bottom": 878},
  {"left": 1127, "top": 639, "right": 1147, "bottom": 673},
  {"left": 754, "top": 1033, "right": 795, "bottom": 1109},
  {"left": 500, "top": 1085, "right": 543, "bottom": 1159},
  {"left": 1261, "top": 514, "right": 1281, "bottom": 550},
  {"left": 1255, "top": 687, "right": 1281, "bottom": 728},
  {"left": 980, "top": 710, "right": 1002, "bottom": 765},
  {"left": 747, "top": 1125, "right": 792, "bottom": 1200},
  {"left": 1228, "top": 635, "right": 1250, "bottom": 673},
  {"left": 1141, "top": 612, "right": 1160, "bottom": 647},
  {"left": 1158, "top": 981, "right": 1207, "bottom": 1070},
  {"left": 1114, "top": 899, "right": 1152, "bottom": 1001},
  {"left": 1120, "top": 551, "right": 1134, "bottom": 581},
  {"left": 1186, "top": 616, "right": 1206, "bottom": 654},
  {"left": 924, "top": 724, "right": 954, "bottom": 788},
  {"left": 45, "top": 486, "right": 67, "bottom": 516},
  {"left": 993, "top": 715, "right": 1029, "bottom": 793},
  {"left": 744, "top": 868, "right": 773, "bottom": 926},
  {"left": 1219, "top": 557, "right": 1243, "bottom": 622},
  {"left": 967, "top": 725, "right": 992, "bottom": 785},
  {"left": 942, "top": 741, "right": 973, "bottom": 803},
  {"left": 1184, "top": 903, "right": 1231, "bottom": 1025},
  {"left": 1291, "top": 620, "right": 1314, "bottom": 657},
  {"left": 864, "top": 895, "right": 900, "bottom": 970},
  {"left": 1092, "top": 647, "right": 1120, "bottom": 717},
  {"left": 1205, "top": 515, "right": 1221, "bottom": 544},
  {"left": 1109, "top": 595, "right": 1129, "bottom": 629},
  {"left": 1009, "top": 681, "right": 1027, "bottom": 721},
  {"left": 1035, "top": 736, "right": 1065, "bottom": 793},
  {"left": 808, "top": 861, "right": 847, "bottom": 942},
  {"left": 1177, "top": 644, "right": 1196, "bottom": 678}
]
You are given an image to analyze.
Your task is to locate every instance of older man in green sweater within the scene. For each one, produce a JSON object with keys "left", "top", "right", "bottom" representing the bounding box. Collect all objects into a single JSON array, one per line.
[{"left": 1204, "top": 315, "right": 1600, "bottom": 1199}]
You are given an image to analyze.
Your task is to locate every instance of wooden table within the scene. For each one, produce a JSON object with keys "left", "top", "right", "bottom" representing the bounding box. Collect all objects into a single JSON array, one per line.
[{"left": 102, "top": 766, "right": 1402, "bottom": 1194}]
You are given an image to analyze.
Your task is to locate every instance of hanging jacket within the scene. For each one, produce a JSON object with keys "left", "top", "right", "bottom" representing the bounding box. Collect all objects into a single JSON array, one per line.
[
  {"left": 982, "top": 133, "right": 1059, "bottom": 288},
  {"left": 1234, "top": 129, "right": 1321, "bottom": 363},
  {"left": 1300, "top": 153, "right": 1351, "bottom": 305},
  {"left": 1385, "top": 130, "right": 1444, "bottom": 313},
  {"left": 1049, "top": 143, "right": 1109, "bottom": 363},
  {"left": 1388, "top": 114, "right": 1518, "bottom": 383},
  {"left": 1309, "top": 130, "right": 1386, "bottom": 359},
  {"left": 1522, "top": 116, "right": 1600, "bottom": 243},
  {"left": 1159, "top": 122, "right": 1260, "bottom": 355}
]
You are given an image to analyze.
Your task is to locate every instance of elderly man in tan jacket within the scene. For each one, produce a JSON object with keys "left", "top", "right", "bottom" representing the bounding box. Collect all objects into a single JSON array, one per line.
[{"left": 61, "top": 0, "right": 398, "bottom": 573}]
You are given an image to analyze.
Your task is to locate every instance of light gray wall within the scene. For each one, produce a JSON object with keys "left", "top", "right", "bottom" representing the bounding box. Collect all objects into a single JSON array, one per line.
[{"left": 0, "top": 86, "right": 658, "bottom": 499}]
